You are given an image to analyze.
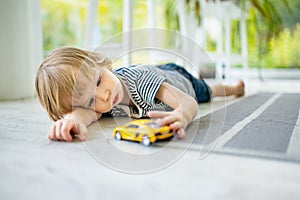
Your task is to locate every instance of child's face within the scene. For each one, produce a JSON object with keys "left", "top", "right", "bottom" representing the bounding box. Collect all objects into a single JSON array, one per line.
[{"left": 72, "top": 68, "right": 124, "bottom": 113}]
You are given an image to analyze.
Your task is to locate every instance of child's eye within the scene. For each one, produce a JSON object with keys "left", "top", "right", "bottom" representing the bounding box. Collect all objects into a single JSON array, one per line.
[
  {"left": 88, "top": 97, "right": 95, "bottom": 107},
  {"left": 96, "top": 77, "right": 101, "bottom": 87}
]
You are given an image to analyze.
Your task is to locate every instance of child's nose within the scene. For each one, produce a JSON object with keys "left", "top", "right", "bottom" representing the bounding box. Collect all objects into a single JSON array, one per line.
[{"left": 99, "top": 89, "right": 111, "bottom": 102}]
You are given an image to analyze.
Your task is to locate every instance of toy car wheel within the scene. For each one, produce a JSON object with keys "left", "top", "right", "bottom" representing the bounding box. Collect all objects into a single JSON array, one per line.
[
  {"left": 115, "top": 131, "right": 122, "bottom": 140},
  {"left": 142, "top": 135, "right": 151, "bottom": 146}
]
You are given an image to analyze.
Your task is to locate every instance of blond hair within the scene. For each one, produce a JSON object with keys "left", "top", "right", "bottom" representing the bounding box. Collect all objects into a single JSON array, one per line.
[{"left": 35, "top": 47, "right": 112, "bottom": 121}]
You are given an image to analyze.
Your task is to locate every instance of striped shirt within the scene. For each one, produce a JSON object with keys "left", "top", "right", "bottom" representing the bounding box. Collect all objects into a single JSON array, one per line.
[{"left": 109, "top": 64, "right": 195, "bottom": 118}]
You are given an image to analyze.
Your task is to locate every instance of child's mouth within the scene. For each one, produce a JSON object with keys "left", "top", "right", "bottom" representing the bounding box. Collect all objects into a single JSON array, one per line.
[{"left": 113, "top": 93, "right": 119, "bottom": 105}]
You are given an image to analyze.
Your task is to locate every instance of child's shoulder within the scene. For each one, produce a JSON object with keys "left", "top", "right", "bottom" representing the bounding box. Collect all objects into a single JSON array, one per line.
[
  {"left": 113, "top": 64, "right": 158, "bottom": 76},
  {"left": 113, "top": 64, "right": 166, "bottom": 87}
]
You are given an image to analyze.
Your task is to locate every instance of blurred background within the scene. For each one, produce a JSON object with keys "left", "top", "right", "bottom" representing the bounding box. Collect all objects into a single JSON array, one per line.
[{"left": 1, "top": 0, "right": 300, "bottom": 100}]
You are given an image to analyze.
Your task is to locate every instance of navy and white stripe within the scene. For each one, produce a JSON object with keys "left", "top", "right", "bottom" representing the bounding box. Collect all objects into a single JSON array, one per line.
[{"left": 111, "top": 64, "right": 168, "bottom": 118}]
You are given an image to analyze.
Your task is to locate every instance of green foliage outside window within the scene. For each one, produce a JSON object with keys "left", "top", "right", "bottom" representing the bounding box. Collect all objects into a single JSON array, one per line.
[{"left": 42, "top": 0, "right": 300, "bottom": 68}]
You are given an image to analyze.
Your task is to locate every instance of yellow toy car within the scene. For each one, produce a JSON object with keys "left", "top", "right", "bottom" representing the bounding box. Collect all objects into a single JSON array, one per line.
[{"left": 113, "top": 119, "right": 174, "bottom": 146}]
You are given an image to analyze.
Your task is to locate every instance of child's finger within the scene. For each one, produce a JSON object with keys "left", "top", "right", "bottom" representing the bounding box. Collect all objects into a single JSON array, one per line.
[
  {"left": 147, "top": 110, "right": 169, "bottom": 118},
  {"left": 169, "top": 121, "right": 182, "bottom": 131},
  {"left": 47, "top": 126, "right": 52, "bottom": 139},
  {"left": 160, "top": 115, "right": 181, "bottom": 126},
  {"left": 48, "top": 124, "right": 56, "bottom": 140},
  {"left": 55, "top": 121, "right": 63, "bottom": 140},
  {"left": 61, "top": 122, "right": 73, "bottom": 142},
  {"left": 77, "top": 123, "right": 88, "bottom": 141},
  {"left": 176, "top": 128, "right": 185, "bottom": 139}
]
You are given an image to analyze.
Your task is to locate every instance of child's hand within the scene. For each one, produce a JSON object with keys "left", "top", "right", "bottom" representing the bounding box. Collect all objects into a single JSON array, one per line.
[
  {"left": 147, "top": 110, "right": 187, "bottom": 139},
  {"left": 150, "top": 82, "right": 198, "bottom": 139},
  {"left": 48, "top": 119, "right": 88, "bottom": 142}
]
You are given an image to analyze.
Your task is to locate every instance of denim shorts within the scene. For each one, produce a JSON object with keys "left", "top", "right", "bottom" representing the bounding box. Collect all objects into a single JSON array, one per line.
[{"left": 157, "top": 63, "right": 211, "bottom": 103}]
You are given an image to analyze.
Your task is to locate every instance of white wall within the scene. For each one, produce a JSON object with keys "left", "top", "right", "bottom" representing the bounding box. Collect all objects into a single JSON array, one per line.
[{"left": 0, "top": 0, "right": 42, "bottom": 100}]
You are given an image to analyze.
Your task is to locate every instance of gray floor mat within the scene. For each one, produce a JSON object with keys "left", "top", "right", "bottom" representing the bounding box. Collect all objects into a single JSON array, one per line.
[{"left": 184, "top": 93, "right": 300, "bottom": 163}]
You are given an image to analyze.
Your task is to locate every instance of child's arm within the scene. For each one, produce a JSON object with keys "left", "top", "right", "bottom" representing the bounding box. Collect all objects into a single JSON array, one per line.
[
  {"left": 47, "top": 108, "right": 101, "bottom": 142},
  {"left": 147, "top": 82, "right": 198, "bottom": 138}
]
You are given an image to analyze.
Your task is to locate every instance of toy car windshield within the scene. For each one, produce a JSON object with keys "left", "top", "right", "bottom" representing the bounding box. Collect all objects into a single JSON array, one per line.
[{"left": 145, "top": 122, "right": 161, "bottom": 128}]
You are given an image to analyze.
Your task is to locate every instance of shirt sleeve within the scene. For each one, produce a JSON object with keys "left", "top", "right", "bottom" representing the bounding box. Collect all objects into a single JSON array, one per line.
[
  {"left": 134, "top": 70, "right": 166, "bottom": 106},
  {"left": 115, "top": 66, "right": 166, "bottom": 113},
  {"left": 113, "top": 66, "right": 168, "bottom": 118}
]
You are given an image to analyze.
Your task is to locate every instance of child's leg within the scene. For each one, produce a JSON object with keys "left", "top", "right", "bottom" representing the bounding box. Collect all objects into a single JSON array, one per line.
[{"left": 210, "top": 81, "right": 244, "bottom": 97}]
